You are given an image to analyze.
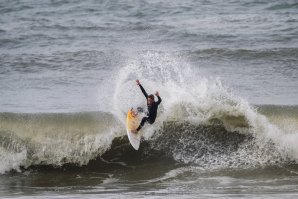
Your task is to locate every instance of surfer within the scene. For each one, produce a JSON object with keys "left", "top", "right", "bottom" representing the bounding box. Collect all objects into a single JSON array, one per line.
[{"left": 134, "top": 80, "right": 162, "bottom": 133}]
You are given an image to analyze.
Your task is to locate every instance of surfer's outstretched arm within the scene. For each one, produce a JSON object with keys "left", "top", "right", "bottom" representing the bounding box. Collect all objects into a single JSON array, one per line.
[
  {"left": 155, "top": 91, "right": 162, "bottom": 105},
  {"left": 136, "top": 80, "right": 148, "bottom": 99}
]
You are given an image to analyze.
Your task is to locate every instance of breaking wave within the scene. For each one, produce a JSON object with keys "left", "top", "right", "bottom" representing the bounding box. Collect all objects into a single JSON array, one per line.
[{"left": 0, "top": 51, "right": 297, "bottom": 174}]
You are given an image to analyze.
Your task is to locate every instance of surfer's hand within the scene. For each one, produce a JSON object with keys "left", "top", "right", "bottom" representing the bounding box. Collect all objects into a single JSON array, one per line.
[
  {"left": 136, "top": 80, "right": 141, "bottom": 85},
  {"left": 155, "top": 91, "right": 159, "bottom": 96}
]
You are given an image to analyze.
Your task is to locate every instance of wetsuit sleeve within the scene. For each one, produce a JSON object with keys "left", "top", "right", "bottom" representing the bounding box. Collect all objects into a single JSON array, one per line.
[
  {"left": 139, "top": 84, "right": 148, "bottom": 99},
  {"left": 157, "top": 96, "right": 162, "bottom": 105}
]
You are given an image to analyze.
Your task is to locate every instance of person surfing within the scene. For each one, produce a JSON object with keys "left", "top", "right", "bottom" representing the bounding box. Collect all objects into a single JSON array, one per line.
[{"left": 133, "top": 80, "right": 162, "bottom": 133}]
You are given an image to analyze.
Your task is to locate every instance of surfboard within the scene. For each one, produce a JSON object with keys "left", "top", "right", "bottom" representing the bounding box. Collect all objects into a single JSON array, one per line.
[{"left": 126, "top": 108, "right": 141, "bottom": 150}]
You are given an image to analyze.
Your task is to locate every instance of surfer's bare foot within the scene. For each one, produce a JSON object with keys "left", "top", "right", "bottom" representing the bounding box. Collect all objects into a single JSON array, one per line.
[{"left": 132, "top": 129, "right": 138, "bottom": 134}]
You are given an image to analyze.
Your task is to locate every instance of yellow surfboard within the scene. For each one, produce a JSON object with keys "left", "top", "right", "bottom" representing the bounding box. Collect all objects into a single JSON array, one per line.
[{"left": 126, "top": 109, "right": 141, "bottom": 150}]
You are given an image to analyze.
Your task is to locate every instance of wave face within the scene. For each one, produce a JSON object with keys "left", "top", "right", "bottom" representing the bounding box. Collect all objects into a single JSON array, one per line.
[
  {"left": 0, "top": 52, "right": 298, "bottom": 174},
  {"left": 0, "top": 112, "right": 122, "bottom": 173}
]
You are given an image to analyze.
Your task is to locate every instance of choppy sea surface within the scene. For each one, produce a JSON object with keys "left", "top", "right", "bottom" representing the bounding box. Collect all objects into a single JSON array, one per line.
[{"left": 1, "top": 0, "right": 298, "bottom": 198}]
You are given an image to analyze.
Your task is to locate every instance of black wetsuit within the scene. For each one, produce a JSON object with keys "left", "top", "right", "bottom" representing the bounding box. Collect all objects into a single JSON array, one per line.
[{"left": 136, "top": 84, "right": 162, "bottom": 131}]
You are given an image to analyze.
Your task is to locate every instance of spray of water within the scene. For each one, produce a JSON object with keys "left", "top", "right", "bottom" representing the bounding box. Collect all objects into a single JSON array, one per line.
[{"left": 112, "top": 51, "right": 298, "bottom": 168}]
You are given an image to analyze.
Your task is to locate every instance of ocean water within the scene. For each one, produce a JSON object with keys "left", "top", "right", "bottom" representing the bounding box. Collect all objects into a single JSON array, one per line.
[{"left": 1, "top": 0, "right": 298, "bottom": 198}]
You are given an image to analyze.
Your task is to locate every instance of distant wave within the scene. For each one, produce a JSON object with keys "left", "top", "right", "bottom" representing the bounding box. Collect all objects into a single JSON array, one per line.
[
  {"left": 188, "top": 48, "right": 298, "bottom": 60},
  {"left": 266, "top": 2, "right": 298, "bottom": 10}
]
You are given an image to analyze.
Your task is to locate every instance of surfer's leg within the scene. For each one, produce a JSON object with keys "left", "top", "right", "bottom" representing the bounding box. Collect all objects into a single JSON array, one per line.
[{"left": 136, "top": 117, "right": 148, "bottom": 131}]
